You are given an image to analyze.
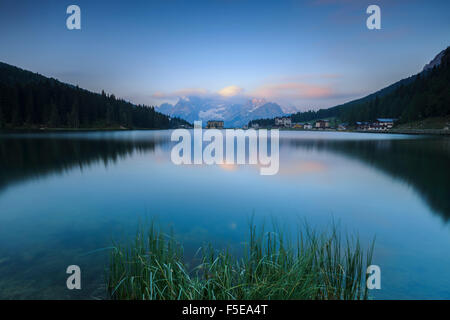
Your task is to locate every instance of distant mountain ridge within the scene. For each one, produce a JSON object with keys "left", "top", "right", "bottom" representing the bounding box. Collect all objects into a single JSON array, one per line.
[{"left": 157, "top": 96, "right": 287, "bottom": 127}]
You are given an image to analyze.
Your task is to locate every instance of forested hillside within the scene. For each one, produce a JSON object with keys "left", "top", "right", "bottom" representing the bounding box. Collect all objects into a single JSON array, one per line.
[
  {"left": 0, "top": 62, "right": 189, "bottom": 129},
  {"left": 290, "top": 47, "right": 450, "bottom": 125}
]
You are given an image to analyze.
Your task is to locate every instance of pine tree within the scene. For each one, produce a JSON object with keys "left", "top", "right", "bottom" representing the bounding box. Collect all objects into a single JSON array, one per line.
[
  {"left": 10, "top": 86, "right": 22, "bottom": 126},
  {"left": 68, "top": 100, "right": 80, "bottom": 128},
  {"left": 24, "top": 88, "right": 34, "bottom": 125},
  {"left": 0, "top": 104, "right": 4, "bottom": 129},
  {"left": 106, "top": 103, "right": 113, "bottom": 126},
  {"left": 49, "top": 103, "right": 60, "bottom": 127}
]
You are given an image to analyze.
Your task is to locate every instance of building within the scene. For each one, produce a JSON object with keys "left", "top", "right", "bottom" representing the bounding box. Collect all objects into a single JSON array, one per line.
[
  {"left": 372, "top": 118, "right": 396, "bottom": 130},
  {"left": 338, "top": 123, "right": 348, "bottom": 131},
  {"left": 251, "top": 122, "right": 260, "bottom": 129},
  {"left": 355, "top": 119, "right": 396, "bottom": 131},
  {"left": 315, "top": 119, "right": 330, "bottom": 129},
  {"left": 275, "top": 117, "right": 292, "bottom": 128},
  {"left": 206, "top": 120, "right": 224, "bottom": 129},
  {"left": 356, "top": 121, "right": 370, "bottom": 131},
  {"left": 292, "top": 123, "right": 303, "bottom": 129},
  {"left": 303, "top": 123, "right": 313, "bottom": 130}
]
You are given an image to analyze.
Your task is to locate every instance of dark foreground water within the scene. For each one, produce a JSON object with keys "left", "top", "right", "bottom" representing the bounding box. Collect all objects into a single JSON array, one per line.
[{"left": 0, "top": 130, "right": 450, "bottom": 299}]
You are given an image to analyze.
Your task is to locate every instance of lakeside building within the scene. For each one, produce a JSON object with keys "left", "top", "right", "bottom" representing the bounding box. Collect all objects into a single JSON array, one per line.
[
  {"left": 206, "top": 120, "right": 224, "bottom": 129},
  {"left": 356, "top": 121, "right": 370, "bottom": 131},
  {"left": 251, "top": 123, "right": 260, "bottom": 129},
  {"left": 356, "top": 119, "right": 397, "bottom": 131},
  {"left": 315, "top": 119, "right": 330, "bottom": 129},
  {"left": 338, "top": 123, "right": 348, "bottom": 131},
  {"left": 275, "top": 117, "right": 292, "bottom": 128},
  {"left": 292, "top": 123, "right": 303, "bottom": 129},
  {"left": 372, "top": 118, "right": 396, "bottom": 130},
  {"left": 303, "top": 123, "right": 313, "bottom": 130}
]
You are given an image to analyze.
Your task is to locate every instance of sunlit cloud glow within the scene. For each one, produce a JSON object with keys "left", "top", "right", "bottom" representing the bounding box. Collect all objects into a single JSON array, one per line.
[
  {"left": 252, "top": 82, "right": 334, "bottom": 100},
  {"left": 218, "top": 85, "right": 244, "bottom": 97},
  {"left": 152, "top": 88, "right": 209, "bottom": 99}
]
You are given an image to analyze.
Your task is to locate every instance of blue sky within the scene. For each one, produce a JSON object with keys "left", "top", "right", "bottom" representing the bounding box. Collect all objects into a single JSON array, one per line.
[{"left": 1, "top": 0, "right": 449, "bottom": 110}]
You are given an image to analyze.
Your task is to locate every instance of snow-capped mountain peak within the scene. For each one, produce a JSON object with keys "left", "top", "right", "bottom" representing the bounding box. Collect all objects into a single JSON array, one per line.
[{"left": 157, "top": 96, "right": 287, "bottom": 127}]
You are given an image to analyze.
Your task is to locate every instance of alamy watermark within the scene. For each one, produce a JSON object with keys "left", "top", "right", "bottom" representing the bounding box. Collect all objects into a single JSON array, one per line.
[
  {"left": 66, "top": 5, "right": 380, "bottom": 31},
  {"left": 171, "top": 121, "right": 279, "bottom": 175},
  {"left": 367, "top": 265, "right": 381, "bottom": 289},
  {"left": 66, "top": 265, "right": 81, "bottom": 290},
  {"left": 66, "top": 5, "right": 81, "bottom": 30},
  {"left": 367, "top": 5, "right": 381, "bottom": 30}
]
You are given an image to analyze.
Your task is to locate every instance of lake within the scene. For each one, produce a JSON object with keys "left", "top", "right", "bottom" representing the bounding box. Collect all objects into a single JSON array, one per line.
[{"left": 0, "top": 130, "right": 450, "bottom": 299}]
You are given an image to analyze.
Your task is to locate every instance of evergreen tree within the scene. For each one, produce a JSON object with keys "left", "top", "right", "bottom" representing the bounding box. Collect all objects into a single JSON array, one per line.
[
  {"left": 68, "top": 100, "right": 80, "bottom": 128},
  {"left": 24, "top": 88, "right": 35, "bottom": 125},
  {"left": 0, "top": 104, "right": 4, "bottom": 129},
  {"left": 49, "top": 103, "right": 60, "bottom": 127}
]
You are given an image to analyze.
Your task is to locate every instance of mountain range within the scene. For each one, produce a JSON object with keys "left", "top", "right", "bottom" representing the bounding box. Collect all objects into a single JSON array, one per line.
[{"left": 156, "top": 96, "right": 287, "bottom": 127}]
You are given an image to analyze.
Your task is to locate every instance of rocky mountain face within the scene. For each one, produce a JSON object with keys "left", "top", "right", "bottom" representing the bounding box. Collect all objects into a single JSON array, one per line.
[
  {"left": 423, "top": 48, "right": 447, "bottom": 71},
  {"left": 157, "top": 96, "right": 286, "bottom": 127}
]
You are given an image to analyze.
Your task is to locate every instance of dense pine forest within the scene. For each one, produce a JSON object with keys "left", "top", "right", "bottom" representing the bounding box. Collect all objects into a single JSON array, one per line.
[
  {"left": 289, "top": 47, "right": 450, "bottom": 125},
  {"left": 0, "top": 62, "right": 189, "bottom": 129}
]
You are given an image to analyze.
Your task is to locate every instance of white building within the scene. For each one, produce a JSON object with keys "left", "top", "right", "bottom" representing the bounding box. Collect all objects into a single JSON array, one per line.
[{"left": 275, "top": 117, "right": 292, "bottom": 128}]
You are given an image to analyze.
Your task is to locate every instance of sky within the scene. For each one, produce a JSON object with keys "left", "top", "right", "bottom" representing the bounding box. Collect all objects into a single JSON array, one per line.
[{"left": 1, "top": 0, "right": 449, "bottom": 111}]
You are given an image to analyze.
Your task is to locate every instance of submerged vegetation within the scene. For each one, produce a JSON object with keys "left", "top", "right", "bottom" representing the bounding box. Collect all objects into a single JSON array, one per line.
[{"left": 107, "top": 221, "right": 374, "bottom": 300}]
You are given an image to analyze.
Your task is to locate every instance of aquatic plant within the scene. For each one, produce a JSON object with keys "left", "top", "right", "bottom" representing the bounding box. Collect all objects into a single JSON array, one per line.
[{"left": 107, "top": 221, "right": 374, "bottom": 300}]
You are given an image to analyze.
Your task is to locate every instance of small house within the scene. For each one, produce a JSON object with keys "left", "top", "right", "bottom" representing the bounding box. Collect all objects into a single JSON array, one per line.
[
  {"left": 315, "top": 119, "right": 330, "bottom": 129},
  {"left": 275, "top": 117, "right": 292, "bottom": 128},
  {"left": 206, "top": 120, "right": 224, "bottom": 129},
  {"left": 373, "top": 118, "right": 396, "bottom": 130}
]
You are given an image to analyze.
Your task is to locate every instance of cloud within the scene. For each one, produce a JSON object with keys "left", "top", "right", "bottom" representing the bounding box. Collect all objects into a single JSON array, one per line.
[
  {"left": 218, "top": 85, "right": 243, "bottom": 97},
  {"left": 152, "top": 88, "right": 208, "bottom": 100},
  {"left": 151, "top": 85, "right": 245, "bottom": 101},
  {"left": 148, "top": 79, "right": 353, "bottom": 109},
  {"left": 252, "top": 82, "right": 334, "bottom": 100}
]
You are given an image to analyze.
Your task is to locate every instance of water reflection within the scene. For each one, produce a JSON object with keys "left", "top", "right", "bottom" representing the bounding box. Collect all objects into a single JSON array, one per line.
[
  {"left": 1, "top": 131, "right": 449, "bottom": 222},
  {"left": 0, "top": 132, "right": 165, "bottom": 192},
  {"left": 283, "top": 136, "right": 450, "bottom": 221}
]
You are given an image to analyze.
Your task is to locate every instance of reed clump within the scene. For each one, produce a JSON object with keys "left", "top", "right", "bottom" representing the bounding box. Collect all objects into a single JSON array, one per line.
[{"left": 107, "top": 221, "right": 374, "bottom": 300}]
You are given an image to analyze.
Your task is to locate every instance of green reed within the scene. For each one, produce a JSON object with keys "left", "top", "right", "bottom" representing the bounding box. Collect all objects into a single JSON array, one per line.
[{"left": 107, "top": 221, "right": 374, "bottom": 300}]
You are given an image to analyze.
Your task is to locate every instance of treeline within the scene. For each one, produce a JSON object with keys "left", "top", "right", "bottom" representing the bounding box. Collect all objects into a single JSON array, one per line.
[
  {"left": 290, "top": 47, "right": 450, "bottom": 125},
  {"left": 248, "top": 118, "right": 275, "bottom": 127},
  {"left": 0, "top": 62, "right": 189, "bottom": 129},
  {"left": 291, "top": 109, "right": 337, "bottom": 123}
]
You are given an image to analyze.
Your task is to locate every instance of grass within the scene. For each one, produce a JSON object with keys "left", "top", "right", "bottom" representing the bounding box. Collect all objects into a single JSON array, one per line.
[
  {"left": 106, "top": 220, "right": 374, "bottom": 300},
  {"left": 395, "top": 115, "right": 450, "bottom": 130}
]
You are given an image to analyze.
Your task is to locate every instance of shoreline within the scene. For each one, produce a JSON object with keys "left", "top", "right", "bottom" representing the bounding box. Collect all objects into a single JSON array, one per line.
[
  {"left": 2, "top": 127, "right": 450, "bottom": 136},
  {"left": 0, "top": 127, "right": 171, "bottom": 133},
  {"left": 273, "top": 128, "right": 450, "bottom": 136}
]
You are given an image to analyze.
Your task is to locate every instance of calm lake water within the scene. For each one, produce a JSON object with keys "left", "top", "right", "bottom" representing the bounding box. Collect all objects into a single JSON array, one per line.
[{"left": 1, "top": 130, "right": 450, "bottom": 299}]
